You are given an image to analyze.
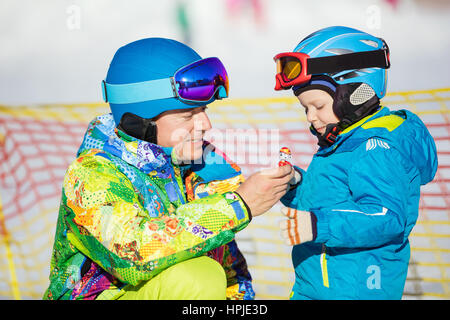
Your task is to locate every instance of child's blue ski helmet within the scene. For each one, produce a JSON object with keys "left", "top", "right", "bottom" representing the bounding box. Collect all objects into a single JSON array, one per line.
[{"left": 293, "top": 26, "right": 389, "bottom": 99}]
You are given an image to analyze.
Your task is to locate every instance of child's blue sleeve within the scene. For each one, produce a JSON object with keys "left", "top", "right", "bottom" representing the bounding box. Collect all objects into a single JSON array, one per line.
[
  {"left": 312, "top": 145, "right": 411, "bottom": 248},
  {"left": 280, "top": 165, "right": 305, "bottom": 208}
]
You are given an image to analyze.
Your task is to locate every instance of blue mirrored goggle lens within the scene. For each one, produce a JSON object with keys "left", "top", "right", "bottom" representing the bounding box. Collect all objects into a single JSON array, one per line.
[{"left": 174, "top": 57, "right": 229, "bottom": 102}]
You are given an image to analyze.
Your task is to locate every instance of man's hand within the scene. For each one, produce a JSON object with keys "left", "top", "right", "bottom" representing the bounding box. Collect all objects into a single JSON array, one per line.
[{"left": 235, "top": 165, "right": 294, "bottom": 217}]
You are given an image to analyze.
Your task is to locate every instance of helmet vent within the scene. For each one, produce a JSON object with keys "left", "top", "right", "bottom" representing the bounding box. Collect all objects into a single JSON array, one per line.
[
  {"left": 360, "top": 39, "right": 379, "bottom": 48},
  {"left": 296, "top": 43, "right": 308, "bottom": 52},
  {"left": 324, "top": 48, "right": 353, "bottom": 55},
  {"left": 333, "top": 71, "right": 360, "bottom": 81},
  {"left": 350, "top": 83, "right": 375, "bottom": 105},
  {"left": 358, "top": 68, "right": 375, "bottom": 74}
]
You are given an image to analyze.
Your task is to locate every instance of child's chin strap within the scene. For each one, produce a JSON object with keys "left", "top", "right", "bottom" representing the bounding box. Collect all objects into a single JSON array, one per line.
[{"left": 310, "top": 123, "right": 342, "bottom": 148}]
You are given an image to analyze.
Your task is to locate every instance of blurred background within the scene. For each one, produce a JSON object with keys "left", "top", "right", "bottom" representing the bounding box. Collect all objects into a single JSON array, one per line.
[
  {"left": 1, "top": 0, "right": 449, "bottom": 105},
  {"left": 0, "top": 0, "right": 449, "bottom": 300}
]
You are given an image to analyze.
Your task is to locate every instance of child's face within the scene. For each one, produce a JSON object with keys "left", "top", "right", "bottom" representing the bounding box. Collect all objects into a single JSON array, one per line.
[{"left": 297, "top": 89, "right": 339, "bottom": 135}]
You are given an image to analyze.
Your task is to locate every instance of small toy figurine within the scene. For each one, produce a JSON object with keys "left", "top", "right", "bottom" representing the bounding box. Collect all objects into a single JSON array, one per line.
[
  {"left": 279, "top": 146, "right": 301, "bottom": 186},
  {"left": 279, "top": 147, "right": 292, "bottom": 167}
]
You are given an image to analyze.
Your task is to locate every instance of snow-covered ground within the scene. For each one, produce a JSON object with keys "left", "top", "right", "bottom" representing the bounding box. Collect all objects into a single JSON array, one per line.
[{"left": 0, "top": 0, "right": 449, "bottom": 105}]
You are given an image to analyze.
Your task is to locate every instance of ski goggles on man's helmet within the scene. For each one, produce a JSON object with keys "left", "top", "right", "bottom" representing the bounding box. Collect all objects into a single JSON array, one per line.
[
  {"left": 273, "top": 48, "right": 390, "bottom": 90},
  {"left": 102, "top": 57, "right": 229, "bottom": 104}
]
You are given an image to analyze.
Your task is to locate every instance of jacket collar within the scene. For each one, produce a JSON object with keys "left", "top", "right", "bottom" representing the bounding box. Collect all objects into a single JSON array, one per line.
[
  {"left": 316, "top": 106, "right": 389, "bottom": 155},
  {"left": 78, "top": 113, "right": 175, "bottom": 179}
]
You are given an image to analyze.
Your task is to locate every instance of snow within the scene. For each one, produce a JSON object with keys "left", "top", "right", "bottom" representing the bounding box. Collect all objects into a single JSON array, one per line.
[{"left": 0, "top": 0, "right": 449, "bottom": 106}]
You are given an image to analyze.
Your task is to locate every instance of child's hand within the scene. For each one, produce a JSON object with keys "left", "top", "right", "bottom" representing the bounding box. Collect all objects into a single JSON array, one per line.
[
  {"left": 279, "top": 207, "right": 317, "bottom": 245},
  {"left": 278, "top": 146, "right": 301, "bottom": 187}
]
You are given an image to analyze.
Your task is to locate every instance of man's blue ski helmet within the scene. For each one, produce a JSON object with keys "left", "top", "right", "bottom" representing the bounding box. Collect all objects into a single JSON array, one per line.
[{"left": 104, "top": 38, "right": 208, "bottom": 125}]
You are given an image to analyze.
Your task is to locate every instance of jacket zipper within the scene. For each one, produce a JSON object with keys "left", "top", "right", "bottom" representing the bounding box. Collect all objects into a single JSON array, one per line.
[
  {"left": 171, "top": 165, "right": 186, "bottom": 204},
  {"left": 320, "top": 244, "right": 330, "bottom": 288}
]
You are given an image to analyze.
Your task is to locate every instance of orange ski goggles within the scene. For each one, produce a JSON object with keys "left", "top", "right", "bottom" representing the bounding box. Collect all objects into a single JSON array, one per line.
[{"left": 273, "top": 49, "right": 390, "bottom": 90}]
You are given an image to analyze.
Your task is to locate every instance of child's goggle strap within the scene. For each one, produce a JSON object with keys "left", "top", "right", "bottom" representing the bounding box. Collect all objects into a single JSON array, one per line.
[
  {"left": 273, "top": 48, "right": 390, "bottom": 90},
  {"left": 307, "top": 48, "right": 390, "bottom": 74}
]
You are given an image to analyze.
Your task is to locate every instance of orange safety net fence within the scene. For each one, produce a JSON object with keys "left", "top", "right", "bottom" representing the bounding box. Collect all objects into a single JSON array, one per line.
[{"left": 0, "top": 88, "right": 449, "bottom": 299}]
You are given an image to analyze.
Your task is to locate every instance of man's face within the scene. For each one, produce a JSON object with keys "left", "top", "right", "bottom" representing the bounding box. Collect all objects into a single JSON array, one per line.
[
  {"left": 297, "top": 89, "right": 339, "bottom": 135},
  {"left": 155, "top": 106, "right": 212, "bottom": 161}
]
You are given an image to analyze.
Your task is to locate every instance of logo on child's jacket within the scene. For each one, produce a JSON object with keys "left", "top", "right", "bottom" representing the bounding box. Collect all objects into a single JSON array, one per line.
[{"left": 366, "top": 138, "right": 390, "bottom": 151}]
